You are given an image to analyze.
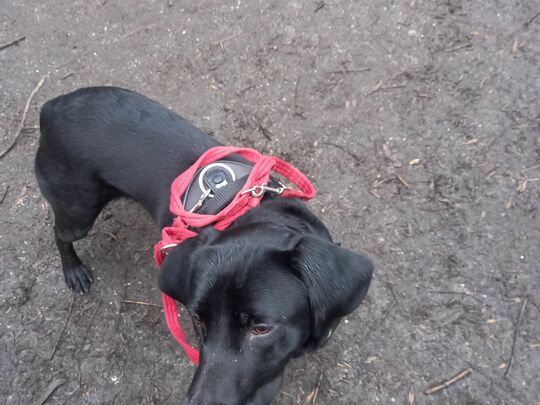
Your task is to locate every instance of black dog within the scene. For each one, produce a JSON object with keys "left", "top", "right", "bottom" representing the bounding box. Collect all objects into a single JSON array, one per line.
[{"left": 35, "top": 87, "right": 373, "bottom": 405}]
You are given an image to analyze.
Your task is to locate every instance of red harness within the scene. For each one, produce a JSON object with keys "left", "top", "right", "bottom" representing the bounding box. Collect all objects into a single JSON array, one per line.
[{"left": 154, "top": 146, "right": 316, "bottom": 364}]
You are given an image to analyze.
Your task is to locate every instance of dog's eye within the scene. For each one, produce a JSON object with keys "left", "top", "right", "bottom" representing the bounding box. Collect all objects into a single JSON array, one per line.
[{"left": 251, "top": 324, "right": 273, "bottom": 336}]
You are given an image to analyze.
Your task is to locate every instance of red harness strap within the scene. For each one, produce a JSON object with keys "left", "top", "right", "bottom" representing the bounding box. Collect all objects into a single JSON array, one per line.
[{"left": 154, "top": 146, "right": 316, "bottom": 365}]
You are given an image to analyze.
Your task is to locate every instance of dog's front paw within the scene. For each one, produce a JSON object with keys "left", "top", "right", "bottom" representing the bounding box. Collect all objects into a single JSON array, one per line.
[{"left": 63, "top": 265, "right": 93, "bottom": 294}]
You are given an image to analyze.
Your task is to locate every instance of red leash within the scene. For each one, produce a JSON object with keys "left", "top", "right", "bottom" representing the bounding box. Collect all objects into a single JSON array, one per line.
[{"left": 154, "top": 146, "right": 316, "bottom": 364}]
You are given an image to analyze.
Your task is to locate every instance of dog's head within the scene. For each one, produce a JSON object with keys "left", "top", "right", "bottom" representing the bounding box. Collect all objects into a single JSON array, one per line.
[{"left": 159, "top": 222, "right": 373, "bottom": 405}]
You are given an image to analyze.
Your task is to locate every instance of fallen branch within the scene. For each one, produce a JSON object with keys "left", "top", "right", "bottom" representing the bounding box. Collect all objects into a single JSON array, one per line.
[
  {"left": 525, "top": 11, "right": 540, "bottom": 27},
  {"left": 49, "top": 293, "right": 75, "bottom": 360},
  {"left": 35, "top": 378, "right": 66, "bottom": 405},
  {"left": 314, "top": 1, "right": 325, "bottom": 13},
  {"left": 504, "top": 298, "right": 528, "bottom": 378},
  {"left": 367, "top": 84, "right": 406, "bottom": 97},
  {"left": 0, "top": 185, "right": 9, "bottom": 204},
  {"left": 0, "top": 35, "right": 26, "bottom": 51},
  {"left": 122, "top": 299, "right": 162, "bottom": 308},
  {"left": 446, "top": 43, "right": 472, "bottom": 53},
  {"left": 396, "top": 175, "right": 410, "bottom": 189},
  {"left": 326, "top": 67, "right": 370, "bottom": 75},
  {"left": 60, "top": 72, "right": 74, "bottom": 80},
  {"left": 0, "top": 75, "right": 47, "bottom": 159},
  {"left": 323, "top": 141, "right": 363, "bottom": 163},
  {"left": 424, "top": 368, "right": 472, "bottom": 395}
]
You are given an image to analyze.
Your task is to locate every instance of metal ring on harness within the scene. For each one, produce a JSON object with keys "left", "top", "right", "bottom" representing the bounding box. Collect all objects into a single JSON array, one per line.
[{"left": 160, "top": 243, "right": 178, "bottom": 254}]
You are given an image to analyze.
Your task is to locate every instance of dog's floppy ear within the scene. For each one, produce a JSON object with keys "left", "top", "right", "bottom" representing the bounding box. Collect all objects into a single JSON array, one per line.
[
  {"left": 291, "top": 235, "right": 373, "bottom": 348},
  {"left": 158, "top": 237, "right": 205, "bottom": 306}
]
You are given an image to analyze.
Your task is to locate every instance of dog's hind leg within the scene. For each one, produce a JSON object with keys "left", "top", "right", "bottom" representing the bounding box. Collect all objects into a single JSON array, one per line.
[
  {"left": 52, "top": 206, "right": 97, "bottom": 294},
  {"left": 35, "top": 151, "right": 119, "bottom": 293}
]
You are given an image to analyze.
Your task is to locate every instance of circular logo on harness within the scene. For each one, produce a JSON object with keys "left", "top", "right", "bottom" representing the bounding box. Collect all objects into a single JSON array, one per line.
[{"left": 197, "top": 162, "right": 237, "bottom": 195}]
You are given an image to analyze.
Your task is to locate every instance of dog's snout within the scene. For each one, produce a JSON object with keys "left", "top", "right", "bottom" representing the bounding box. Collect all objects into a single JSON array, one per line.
[{"left": 184, "top": 368, "right": 243, "bottom": 405}]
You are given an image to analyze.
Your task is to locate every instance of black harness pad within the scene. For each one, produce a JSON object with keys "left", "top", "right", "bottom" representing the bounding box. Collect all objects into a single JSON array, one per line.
[{"left": 182, "top": 160, "right": 253, "bottom": 214}]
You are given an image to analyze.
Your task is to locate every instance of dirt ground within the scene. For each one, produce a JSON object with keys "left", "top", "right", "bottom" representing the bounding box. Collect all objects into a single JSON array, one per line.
[{"left": 1, "top": 1, "right": 539, "bottom": 404}]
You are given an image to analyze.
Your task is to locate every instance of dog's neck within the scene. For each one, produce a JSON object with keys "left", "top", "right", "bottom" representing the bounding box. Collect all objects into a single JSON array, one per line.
[{"left": 224, "top": 198, "right": 332, "bottom": 241}]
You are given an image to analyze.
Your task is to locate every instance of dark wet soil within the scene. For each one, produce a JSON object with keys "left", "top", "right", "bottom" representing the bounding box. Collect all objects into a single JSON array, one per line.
[{"left": 1, "top": 1, "right": 539, "bottom": 404}]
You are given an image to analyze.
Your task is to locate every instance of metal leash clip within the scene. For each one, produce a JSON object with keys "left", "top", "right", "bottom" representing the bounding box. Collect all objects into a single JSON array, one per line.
[
  {"left": 189, "top": 188, "right": 213, "bottom": 213},
  {"left": 241, "top": 182, "right": 287, "bottom": 198}
]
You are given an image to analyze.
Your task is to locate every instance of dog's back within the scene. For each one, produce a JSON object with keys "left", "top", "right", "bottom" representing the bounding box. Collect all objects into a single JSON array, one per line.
[{"left": 36, "top": 87, "right": 219, "bottom": 225}]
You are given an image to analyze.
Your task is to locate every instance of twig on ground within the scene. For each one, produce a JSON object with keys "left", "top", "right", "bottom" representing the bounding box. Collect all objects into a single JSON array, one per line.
[
  {"left": 102, "top": 230, "right": 118, "bottom": 241},
  {"left": 60, "top": 72, "right": 74, "bottom": 80},
  {"left": 214, "top": 33, "right": 239, "bottom": 47},
  {"left": 435, "top": 290, "right": 491, "bottom": 307},
  {"left": 326, "top": 67, "right": 370, "bottom": 75},
  {"left": 213, "top": 32, "right": 240, "bottom": 50},
  {"left": 424, "top": 368, "right": 472, "bottom": 395},
  {"left": 122, "top": 299, "right": 162, "bottom": 308},
  {"left": 293, "top": 76, "right": 304, "bottom": 117},
  {"left": 372, "top": 177, "right": 394, "bottom": 188},
  {"left": 0, "top": 75, "right": 47, "bottom": 160},
  {"left": 305, "top": 374, "right": 323, "bottom": 403},
  {"left": 322, "top": 141, "right": 363, "bottom": 163},
  {"left": 279, "top": 390, "right": 295, "bottom": 400},
  {"left": 22, "top": 126, "right": 39, "bottom": 133},
  {"left": 408, "top": 384, "right": 415, "bottom": 404},
  {"left": 446, "top": 43, "right": 472, "bottom": 53},
  {"left": 0, "top": 185, "right": 9, "bottom": 204},
  {"left": 516, "top": 175, "right": 538, "bottom": 193},
  {"left": 154, "top": 381, "right": 172, "bottom": 402},
  {"left": 523, "top": 164, "right": 540, "bottom": 172},
  {"left": 79, "top": 301, "right": 101, "bottom": 348},
  {"left": 429, "top": 177, "right": 436, "bottom": 193},
  {"left": 396, "top": 175, "right": 410, "bottom": 189},
  {"left": 504, "top": 298, "right": 528, "bottom": 378},
  {"left": 314, "top": 1, "right": 325, "bottom": 13},
  {"left": 380, "top": 300, "right": 396, "bottom": 323},
  {"left": 253, "top": 117, "right": 272, "bottom": 141},
  {"left": 36, "top": 378, "right": 66, "bottom": 405},
  {"left": 525, "top": 11, "right": 540, "bottom": 27},
  {"left": 49, "top": 293, "right": 76, "bottom": 360},
  {"left": 367, "top": 84, "right": 406, "bottom": 96},
  {"left": 121, "top": 23, "right": 157, "bottom": 39},
  {"left": 0, "top": 35, "right": 26, "bottom": 51},
  {"left": 116, "top": 266, "right": 129, "bottom": 323},
  {"left": 512, "top": 37, "right": 520, "bottom": 55}
]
